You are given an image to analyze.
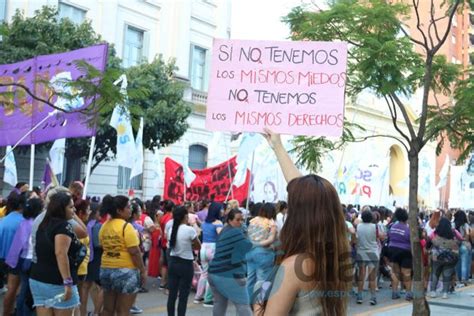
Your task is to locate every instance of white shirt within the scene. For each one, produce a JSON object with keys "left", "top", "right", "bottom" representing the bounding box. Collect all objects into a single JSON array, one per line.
[
  {"left": 276, "top": 212, "right": 286, "bottom": 233},
  {"left": 26, "top": 235, "right": 34, "bottom": 260},
  {"left": 169, "top": 224, "right": 196, "bottom": 260},
  {"left": 165, "top": 219, "right": 174, "bottom": 248},
  {"left": 424, "top": 222, "right": 435, "bottom": 237},
  {"left": 143, "top": 216, "right": 154, "bottom": 229}
]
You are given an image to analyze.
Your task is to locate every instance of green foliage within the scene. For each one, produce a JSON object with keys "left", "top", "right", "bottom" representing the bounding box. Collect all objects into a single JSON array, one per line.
[
  {"left": 0, "top": 6, "right": 191, "bottom": 174},
  {"left": 0, "top": 7, "right": 102, "bottom": 63},
  {"left": 427, "top": 69, "right": 474, "bottom": 162},
  {"left": 283, "top": 0, "right": 473, "bottom": 170},
  {"left": 430, "top": 55, "right": 462, "bottom": 95},
  {"left": 284, "top": 3, "right": 473, "bottom": 314},
  {"left": 290, "top": 120, "right": 364, "bottom": 172},
  {"left": 284, "top": 0, "right": 425, "bottom": 97},
  {"left": 126, "top": 58, "right": 191, "bottom": 149}
]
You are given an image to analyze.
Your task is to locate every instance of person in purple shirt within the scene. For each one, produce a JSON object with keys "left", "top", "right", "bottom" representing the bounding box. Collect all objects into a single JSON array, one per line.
[
  {"left": 6, "top": 197, "right": 43, "bottom": 316},
  {"left": 129, "top": 201, "right": 147, "bottom": 312},
  {"left": 387, "top": 208, "right": 412, "bottom": 301},
  {"left": 196, "top": 200, "right": 210, "bottom": 223},
  {"left": 0, "top": 192, "right": 27, "bottom": 316},
  {"left": 130, "top": 202, "right": 145, "bottom": 234}
]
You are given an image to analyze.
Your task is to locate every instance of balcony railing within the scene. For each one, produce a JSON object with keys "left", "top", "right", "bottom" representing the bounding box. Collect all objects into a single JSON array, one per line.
[{"left": 191, "top": 89, "right": 208, "bottom": 105}]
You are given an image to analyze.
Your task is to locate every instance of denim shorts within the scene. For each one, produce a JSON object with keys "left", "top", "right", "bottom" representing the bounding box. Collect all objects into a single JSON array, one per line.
[
  {"left": 100, "top": 268, "right": 140, "bottom": 294},
  {"left": 29, "top": 279, "right": 80, "bottom": 309}
]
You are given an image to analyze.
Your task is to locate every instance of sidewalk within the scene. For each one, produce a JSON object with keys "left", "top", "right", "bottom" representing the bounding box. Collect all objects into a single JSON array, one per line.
[{"left": 354, "top": 284, "right": 474, "bottom": 316}]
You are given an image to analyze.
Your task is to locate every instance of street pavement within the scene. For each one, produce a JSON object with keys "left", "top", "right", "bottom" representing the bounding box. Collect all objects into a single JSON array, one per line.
[
  {"left": 110, "top": 277, "right": 474, "bottom": 315},
  {"left": 1, "top": 277, "right": 473, "bottom": 315}
]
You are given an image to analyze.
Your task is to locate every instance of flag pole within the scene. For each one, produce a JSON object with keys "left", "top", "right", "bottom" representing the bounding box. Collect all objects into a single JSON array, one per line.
[
  {"left": 29, "top": 144, "right": 35, "bottom": 188},
  {"left": 224, "top": 168, "right": 236, "bottom": 203},
  {"left": 182, "top": 141, "right": 187, "bottom": 202},
  {"left": 0, "top": 110, "right": 58, "bottom": 164},
  {"left": 245, "top": 150, "right": 255, "bottom": 217},
  {"left": 82, "top": 136, "right": 96, "bottom": 199},
  {"left": 224, "top": 134, "right": 234, "bottom": 200},
  {"left": 46, "top": 158, "right": 59, "bottom": 186}
]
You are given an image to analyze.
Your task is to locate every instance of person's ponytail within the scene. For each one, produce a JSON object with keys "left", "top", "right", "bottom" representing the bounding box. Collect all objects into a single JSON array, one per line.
[
  {"left": 101, "top": 194, "right": 117, "bottom": 217},
  {"left": 170, "top": 206, "right": 187, "bottom": 249}
]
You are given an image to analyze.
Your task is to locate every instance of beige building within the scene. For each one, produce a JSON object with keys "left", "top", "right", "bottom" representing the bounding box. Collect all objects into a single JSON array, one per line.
[
  {"left": 317, "top": 92, "right": 438, "bottom": 209},
  {"left": 1, "top": 0, "right": 232, "bottom": 200}
]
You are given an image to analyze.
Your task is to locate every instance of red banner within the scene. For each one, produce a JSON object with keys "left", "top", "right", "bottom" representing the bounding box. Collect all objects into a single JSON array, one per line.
[{"left": 163, "top": 157, "right": 250, "bottom": 205}]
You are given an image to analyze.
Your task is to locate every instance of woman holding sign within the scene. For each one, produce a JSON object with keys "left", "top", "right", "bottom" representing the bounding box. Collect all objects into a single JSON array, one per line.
[{"left": 254, "top": 129, "right": 351, "bottom": 316}]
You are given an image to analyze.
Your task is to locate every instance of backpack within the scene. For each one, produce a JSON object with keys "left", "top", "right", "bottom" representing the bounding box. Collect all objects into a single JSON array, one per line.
[
  {"left": 123, "top": 222, "right": 145, "bottom": 253},
  {"left": 431, "top": 235, "right": 459, "bottom": 264},
  {"left": 436, "top": 248, "right": 458, "bottom": 264}
]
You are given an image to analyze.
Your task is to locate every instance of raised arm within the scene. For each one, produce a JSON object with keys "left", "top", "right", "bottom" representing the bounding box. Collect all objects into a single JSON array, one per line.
[{"left": 263, "top": 128, "right": 302, "bottom": 183}]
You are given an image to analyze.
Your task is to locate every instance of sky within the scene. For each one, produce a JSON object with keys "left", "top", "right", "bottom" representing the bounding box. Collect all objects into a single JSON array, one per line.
[{"left": 231, "top": 0, "right": 325, "bottom": 41}]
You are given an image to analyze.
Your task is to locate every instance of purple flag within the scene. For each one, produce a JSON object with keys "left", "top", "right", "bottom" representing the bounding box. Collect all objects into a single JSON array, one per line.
[
  {"left": 42, "top": 159, "right": 58, "bottom": 189},
  {"left": 42, "top": 160, "right": 53, "bottom": 189},
  {"left": 0, "top": 44, "right": 108, "bottom": 146}
]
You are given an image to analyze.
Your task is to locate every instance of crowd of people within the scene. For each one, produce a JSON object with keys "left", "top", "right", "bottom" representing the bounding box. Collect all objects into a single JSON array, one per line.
[
  {"left": 0, "top": 130, "right": 473, "bottom": 316},
  {"left": 345, "top": 204, "right": 474, "bottom": 305}
]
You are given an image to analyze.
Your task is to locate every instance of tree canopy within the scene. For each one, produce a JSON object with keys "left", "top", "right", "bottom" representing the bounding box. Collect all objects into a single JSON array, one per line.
[
  {"left": 283, "top": 1, "right": 473, "bottom": 314},
  {"left": 285, "top": 0, "right": 473, "bottom": 167},
  {"left": 0, "top": 6, "right": 191, "bottom": 177}
]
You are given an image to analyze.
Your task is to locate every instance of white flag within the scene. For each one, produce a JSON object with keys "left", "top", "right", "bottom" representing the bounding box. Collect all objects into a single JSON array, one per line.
[
  {"left": 183, "top": 164, "right": 196, "bottom": 186},
  {"left": 110, "top": 75, "right": 136, "bottom": 169},
  {"left": 436, "top": 155, "right": 450, "bottom": 189},
  {"left": 208, "top": 132, "right": 223, "bottom": 155},
  {"left": 130, "top": 118, "right": 144, "bottom": 179},
  {"left": 236, "top": 133, "right": 263, "bottom": 165},
  {"left": 234, "top": 158, "right": 249, "bottom": 187},
  {"left": 150, "top": 147, "right": 163, "bottom": 190},
  {"left": 208, "top": 132, "right": 229, "bottom": 165},
  {"left": 182, "top": 142, "right": 196, "bottom": 186},
  {"left": 49, "top": 138, "right": 65, "bottom": 175},
  {"left": 3, "top": 146, "right": 18, "bottom": 186}
]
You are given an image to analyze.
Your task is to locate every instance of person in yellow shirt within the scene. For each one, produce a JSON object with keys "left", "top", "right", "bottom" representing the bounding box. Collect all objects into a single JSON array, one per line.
[
  {"left": 75, "top": 199, "right": 91, "bottom": 316},
  {"left": 0, "top": 195, "right": 7, "bottom": 218},
  {"left": 99, "top": 195, "right": 146, "bottom": 316}
]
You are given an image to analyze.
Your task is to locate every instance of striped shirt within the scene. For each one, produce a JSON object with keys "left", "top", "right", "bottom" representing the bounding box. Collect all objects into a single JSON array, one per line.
[{"left": 209, "top": 225, "right": 252, "bottom": 279}]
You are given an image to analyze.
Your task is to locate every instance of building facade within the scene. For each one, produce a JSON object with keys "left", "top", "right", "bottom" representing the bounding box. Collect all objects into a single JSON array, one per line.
[{"left": 1, "top": 0, "right": 233, "bottom": 200}]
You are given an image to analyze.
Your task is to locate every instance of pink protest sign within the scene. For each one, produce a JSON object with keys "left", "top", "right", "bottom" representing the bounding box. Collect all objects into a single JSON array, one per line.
[{"left": 206, "top": 39, "right": 347, "bottom": 137}]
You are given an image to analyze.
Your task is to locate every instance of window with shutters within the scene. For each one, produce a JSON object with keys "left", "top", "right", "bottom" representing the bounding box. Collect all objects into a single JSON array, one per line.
[
  {"left": 58, "top": 1, "right": 86, "bottom": 24},
  {"left": 123, "top": 26, "right": 145, "bottom": 68},
  {"left": 118, "top": 167, "right": 142, "bottom": 190},
  {"left": 188, "top": 144, "right": 207, "bottom": 170},
  {"left": 190, "top": 45, "right": 208, "bottom": 91}
]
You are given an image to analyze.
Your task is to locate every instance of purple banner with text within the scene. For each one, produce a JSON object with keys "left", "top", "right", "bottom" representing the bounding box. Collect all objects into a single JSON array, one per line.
[{"left": 0, "top": 44, "right": 108, "bottom": 146}]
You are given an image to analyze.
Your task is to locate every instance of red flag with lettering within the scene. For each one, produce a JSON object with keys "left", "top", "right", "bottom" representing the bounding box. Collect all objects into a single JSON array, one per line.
[{"left": 163, "top": 157, "right": 250, "bottom": 205}]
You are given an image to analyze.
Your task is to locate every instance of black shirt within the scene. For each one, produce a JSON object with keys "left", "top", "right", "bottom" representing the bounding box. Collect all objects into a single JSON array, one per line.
[{"left": 30, "top": 218, "right": 82, "bottom": 285}]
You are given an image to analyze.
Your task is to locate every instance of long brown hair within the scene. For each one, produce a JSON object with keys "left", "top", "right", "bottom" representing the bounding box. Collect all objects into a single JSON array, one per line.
[{"left": 263, "top": 175, "right": 351, "bottom": 315}]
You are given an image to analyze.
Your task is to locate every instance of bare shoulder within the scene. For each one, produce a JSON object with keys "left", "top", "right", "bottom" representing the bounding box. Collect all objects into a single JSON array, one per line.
[{"left": 281, "top": 255, "right": 316, "bottom": 288}]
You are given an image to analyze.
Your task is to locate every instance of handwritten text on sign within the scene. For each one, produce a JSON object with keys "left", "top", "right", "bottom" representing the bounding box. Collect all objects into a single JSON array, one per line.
[{"left": 206, "top": 39, "right": 348, "bottom": 137}]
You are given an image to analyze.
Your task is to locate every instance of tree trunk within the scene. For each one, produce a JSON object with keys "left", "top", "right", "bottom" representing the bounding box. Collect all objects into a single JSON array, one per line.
[{"left": 408, "top": 151, "right": 430, "bottom": 315}]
